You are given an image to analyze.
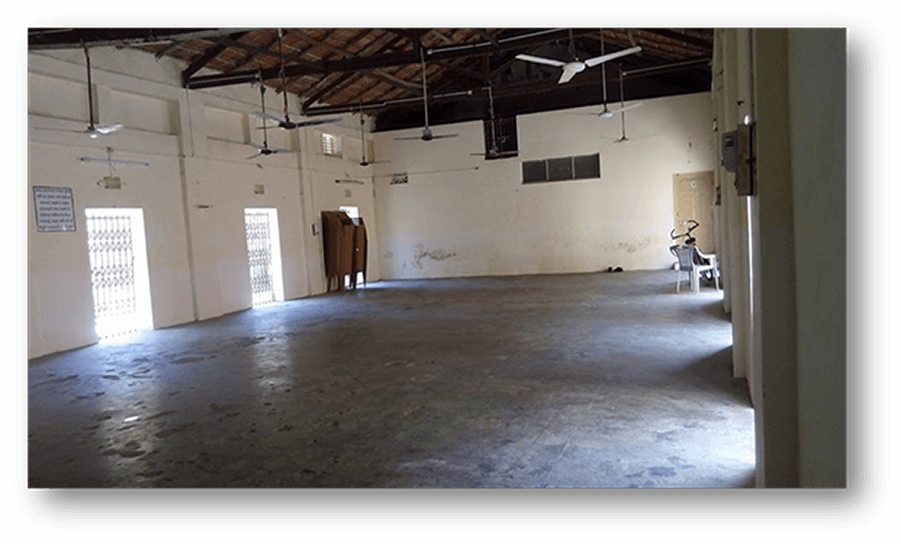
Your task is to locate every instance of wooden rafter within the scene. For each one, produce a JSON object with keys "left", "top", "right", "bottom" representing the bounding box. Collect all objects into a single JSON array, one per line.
[
  {"left": 300, "top": 33, "right": 406, "bottom": 110},
  {"left": 224, "top": 33, "right": 280, "bottom": 74},
  {"left": 184, "top": 28, "right": 604, "bottom": 90},
  {"left": 180, "top": 31, "right": 249, "bottom": 83}
]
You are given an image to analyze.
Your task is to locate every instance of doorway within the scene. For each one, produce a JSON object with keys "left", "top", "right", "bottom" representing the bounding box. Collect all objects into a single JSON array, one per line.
[
  {"left": 85, "top": 208, "right": 153, "bottom": 339},
  {"left": 673, "top": 171, "right": 716, "bottom": 253},
  {"left": 338, "top": 205, "right": 364, "bottom": 288},
  {"left": 243, "top": 208, "right": 284, "bottom": 307}
]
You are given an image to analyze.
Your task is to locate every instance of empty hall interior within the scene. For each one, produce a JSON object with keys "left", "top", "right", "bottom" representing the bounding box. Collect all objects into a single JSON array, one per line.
[{"left": 26, "top": 27, "right": 845, "bottom": 488}]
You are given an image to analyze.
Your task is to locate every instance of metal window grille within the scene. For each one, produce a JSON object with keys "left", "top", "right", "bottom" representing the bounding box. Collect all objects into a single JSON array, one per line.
[
  {"left": 86, "top": 213, "right": 138, "bottom": 338},
  {"left": 244, "top": 211, "right": 275, "bottom": 306},
  {"left": 482, "top": 116, "right": 519, "bottom": 159},
  {"left": 321, "top": 132, "right": 342, "bottom": 157},
  {"left": 522, "top": 153, "right": 601, "bottom": 184}
]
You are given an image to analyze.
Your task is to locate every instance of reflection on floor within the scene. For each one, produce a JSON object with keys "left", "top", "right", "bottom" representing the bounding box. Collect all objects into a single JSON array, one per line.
[{"left": 28, "top": 270, "right": 754, "bottom": 488}]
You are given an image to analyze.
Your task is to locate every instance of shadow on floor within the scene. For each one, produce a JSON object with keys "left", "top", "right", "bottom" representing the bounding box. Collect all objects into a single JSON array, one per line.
[
  {"left": 701, "top": 300, "right": 731, "bottom": 322},
  {"left": 667, "top": 347, "right": 753, "bottom": 407}
]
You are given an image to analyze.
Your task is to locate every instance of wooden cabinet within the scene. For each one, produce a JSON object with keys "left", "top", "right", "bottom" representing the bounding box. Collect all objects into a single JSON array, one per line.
[{"left": 321, "top": 211, "right": 367, "bottom": 292}]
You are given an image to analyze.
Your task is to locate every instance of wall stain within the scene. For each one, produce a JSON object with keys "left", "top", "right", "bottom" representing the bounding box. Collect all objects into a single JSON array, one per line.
[
  {"left": 411, "top": 244, "right": 457, "bottom": 269},
  {"left": 615, "top": 235, "right": 658, "bottom": 254}
]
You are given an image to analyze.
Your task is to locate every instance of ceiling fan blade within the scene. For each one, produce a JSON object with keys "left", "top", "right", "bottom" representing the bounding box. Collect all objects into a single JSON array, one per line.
[
  {"left": 246, "top": 152, "right": 263, "bottom": 159},
  {"left": 93, "top": 123, "right": 124, "bottom": 134},
  {"left": 394, "top": 135, "right": 423, "bottom": 141},
  {"left": 35, "top": 127, "right": 85, "bottom": 134},
  {"left": 253, "top": 111, "right": 283, "bottom": 123},
  {"left": 430, "top": 133, "right": 459, "bottom": 139},
  {"left": 609, "top": 102, "right": 644, "bottom": 114},
  {"left": 583, "top": 46, "right": 642, "bottom": 67},
  {"left": 515, "top": 54, "right": 566, "bottom": 68},
  {"left": 558, "top": 68, "right": 579, "bottom": 84},
  {"left": 292, "top": 117, "right": 342, "bottom": 128}
]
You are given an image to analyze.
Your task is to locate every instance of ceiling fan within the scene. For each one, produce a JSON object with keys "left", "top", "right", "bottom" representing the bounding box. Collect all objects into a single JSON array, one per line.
[
  {"left": 515, "top": 29, "right": 641, "bottom": 85},
  {"left": 615, "top": 64, "right": 639, "bottom": 143},
  {"left": 471, "top": 85, "right": 517, "bottom": 159},
  {"left": 247, "top": 73, "right": 291, "bottom": 159},
  {"left": 254, "top": 29, "right": 341, "bottom": 131},
  {"left": 585, "top": 30, "right": 643, "bottom": 119},
  {"left": 394, "top": 48, "right": 459, "bottom": 142},
  {"left": 357, "top": 111, "right": 390, "bottom": 167},
  {"left": 37, "top": 45, "right": 123, "bottom": 138}
]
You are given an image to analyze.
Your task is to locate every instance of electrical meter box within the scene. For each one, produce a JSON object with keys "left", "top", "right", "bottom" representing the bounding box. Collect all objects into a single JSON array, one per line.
[{"left": 721, "top": 130, "right": 738, "bottom": 173}]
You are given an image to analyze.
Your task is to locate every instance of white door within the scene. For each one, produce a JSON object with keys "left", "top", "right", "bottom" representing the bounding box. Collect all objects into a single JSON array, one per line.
[{"left": 673, "top": 171, "right": 716, "bottom": 252}]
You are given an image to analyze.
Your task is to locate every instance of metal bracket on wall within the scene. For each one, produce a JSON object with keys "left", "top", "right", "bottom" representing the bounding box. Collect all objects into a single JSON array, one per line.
[{"left": 734, "top": 122, "right": 756, "bottom": 196}]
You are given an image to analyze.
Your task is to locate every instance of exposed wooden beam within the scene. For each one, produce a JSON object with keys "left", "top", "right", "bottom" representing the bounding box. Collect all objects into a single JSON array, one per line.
[
  {"left": 365, "top": 70, "right": 422, "bottom": 90},
  {"left": 279, "top": 29, "right": 344, "bottom": 89},
  {"left": 388, "top": 28, "right": 424, "bottom": 50},
  {"left": 181, "top": 32, "right": 248, "bottom": 84},
  {"left": 28, "top": 28, "right": 255, "bottom": 50},
  {"left": 433, "top": 59, "right": 489, "bottom": 84},
  {"left": 205, "top": 35, "right": 322, "bottom": 71},
  {"left": 300, "top": 33, "right": 405, "bottom": 110},
  {"left": 292, "top": 29, "right": 355, "bottom": 58},
  {"left": 224, "top": 33, "right": 280, "bottom": 73},
  {"left": 622, "top": 57, "right": 711, "bottom": 77},
  {"left": 473, "top": 29, "right": 499, "bottom": 48},
  {"left": 154, "top": 41, "right": 181, "bottom": 59},
  {"left": 638, "top": 29, "right": 714, "bottom": 52},
  {"left": 185, "top": 28, "right": 597, "bottom": 90},
  {"left": 429, "top": 29, "right": 453, "bottom": 45}
]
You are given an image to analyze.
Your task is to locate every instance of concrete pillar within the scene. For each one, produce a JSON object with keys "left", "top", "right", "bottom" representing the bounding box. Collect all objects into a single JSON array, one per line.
[
  {"left": 788, "top": 28, "right": 847, "bottom": 488},
  {"left": 712, "top": 29, "right": 732, "bottom": 314},
  {"left": 752, "top": 28, "right": 799, "bottom": 487},
  {"left": 297, "top": 128, "right": 326, "bottom": 296},
  {"left": 735, "top": 29, "right": 755, "bottom": 382},
  {"left": 722, "top": 29, "right": 751, "bottom": 379}
]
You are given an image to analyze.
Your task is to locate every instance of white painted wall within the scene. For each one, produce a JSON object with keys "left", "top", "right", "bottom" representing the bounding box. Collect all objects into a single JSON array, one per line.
[
  {"left": 372, "top": 92, "right": 715, "bottom": 279},
  {"left": 28, "top": 47, "right": 377, "bottom": 359}
]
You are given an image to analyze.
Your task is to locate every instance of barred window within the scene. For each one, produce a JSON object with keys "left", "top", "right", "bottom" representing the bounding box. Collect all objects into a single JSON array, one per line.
[
  {"left": 522, "top": 153, "right": 601, "bottom": 184},
  {"left": 482, "top": 116, "right": 518, "bottom": 159},
  {"left": 321, "top": 132, "right": 342, "bottom": 157}
]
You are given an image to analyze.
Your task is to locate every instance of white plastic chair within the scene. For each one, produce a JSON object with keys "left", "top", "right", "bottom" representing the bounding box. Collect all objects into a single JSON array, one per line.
[{"left": 670, "top": 245, "right": 719, "bottom": 294}]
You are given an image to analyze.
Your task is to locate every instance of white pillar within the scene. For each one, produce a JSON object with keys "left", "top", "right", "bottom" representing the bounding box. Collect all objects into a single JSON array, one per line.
[{"left": 752, "top": 28, "right": 800, "bottom": 488}]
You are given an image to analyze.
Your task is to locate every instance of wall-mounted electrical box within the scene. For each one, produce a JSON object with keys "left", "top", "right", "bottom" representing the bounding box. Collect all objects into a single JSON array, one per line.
[
  {"left": 100, "top": 176, "right": 121, "bottom": 189},
  {"left": 735, "top": 123, "right": 756, "bottom": 196},
  {"left": 721, "top": 130, "right": 738, "bottom": 173}
]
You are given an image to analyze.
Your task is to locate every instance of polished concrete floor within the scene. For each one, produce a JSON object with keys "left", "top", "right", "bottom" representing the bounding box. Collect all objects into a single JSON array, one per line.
[{"left": 28, "top": 270, "right": 755, "bottom": 488}]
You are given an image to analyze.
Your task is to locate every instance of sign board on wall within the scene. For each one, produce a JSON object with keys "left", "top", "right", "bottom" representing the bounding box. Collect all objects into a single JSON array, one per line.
[{"left": 33, "top": 186, "right": 76, "bottom": 232}]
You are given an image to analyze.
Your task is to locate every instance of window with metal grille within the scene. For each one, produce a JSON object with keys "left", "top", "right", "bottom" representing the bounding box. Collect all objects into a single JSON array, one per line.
[
  {"left": 522, "top": 153, "right": 601, "bottom": 184},
  {"left": 85, "top": 208, "right": 153, "bottom": 339},
  {"left": 482, "top": 116, "right": 518, "bottom": 159},
  {"left": 573, "top": 153, "right": 601, "bottom": 179},
  {"left": 321, "top": 132, "right": 342, "bottom": 157},
  {"left": 244, "top": 208, "right": 285, "bottom": 307}
]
